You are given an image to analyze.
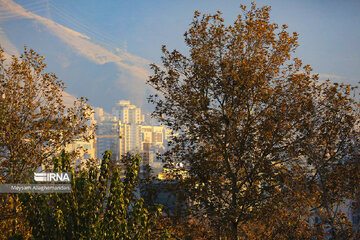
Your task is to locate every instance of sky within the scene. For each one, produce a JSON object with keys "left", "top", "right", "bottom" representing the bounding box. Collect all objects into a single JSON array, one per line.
[{"left": 0, "top": 0, "right": 359, "bottom": 113}]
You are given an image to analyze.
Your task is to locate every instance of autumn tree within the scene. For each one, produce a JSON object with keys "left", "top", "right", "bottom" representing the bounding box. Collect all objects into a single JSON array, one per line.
[
  {"left": 0, "top": 46, "right": 93, "bottom": 183},
  {"left": 298, "top": 81, "right": 360, "bottom": 239},
  {"left": 147, "top": 3, "right": 359, "bottom": 239},
  {"left": 0, "top": 46, "right": 94, "bottom": 238}
]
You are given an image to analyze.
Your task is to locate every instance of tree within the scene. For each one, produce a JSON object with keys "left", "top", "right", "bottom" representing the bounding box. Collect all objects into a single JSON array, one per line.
[
  {"left": 299, "top": 81, "right": 360, "bottom": 239},
  {"left": 20, "top": 151, "right": 168, "bottom": 240},
  {"left": 0, "top": 46, "right": 94, "bottom": 238},
  {"left": 147, "top": 3, "right": 359, "bottom": 239},
  {"left": 0, "top": 46, "right": 93, "bottom": 183}
]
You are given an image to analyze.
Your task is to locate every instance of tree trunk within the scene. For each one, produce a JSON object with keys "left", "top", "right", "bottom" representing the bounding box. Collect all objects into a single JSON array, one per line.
[{"left": 231, "top": 220, "right": 238, "bottom": 240}]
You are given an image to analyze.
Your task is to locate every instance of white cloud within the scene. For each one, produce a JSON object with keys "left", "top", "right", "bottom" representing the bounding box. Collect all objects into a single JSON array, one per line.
[{"left": 0, "top": 0, "right": 151, "bottom": 84}]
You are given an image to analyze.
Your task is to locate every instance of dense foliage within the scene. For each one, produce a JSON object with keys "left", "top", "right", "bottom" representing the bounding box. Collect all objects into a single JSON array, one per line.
[
  {"left": 148, "top": 3, "right": 360, "bottom": 239},
  {"left": 20, "top": 151, "right": 167, "bottom": 240}
]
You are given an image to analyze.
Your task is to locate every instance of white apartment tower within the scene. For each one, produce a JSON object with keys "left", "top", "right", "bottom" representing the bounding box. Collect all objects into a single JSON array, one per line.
[
  {"left": 112, "top": 100, "right": 144, "bottom": 125},
  {"left": 120, "top": 124, "right": 142, "bottom": 154}
]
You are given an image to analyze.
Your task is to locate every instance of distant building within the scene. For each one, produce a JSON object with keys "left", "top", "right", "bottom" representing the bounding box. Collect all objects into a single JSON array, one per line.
[
  {"left": 124, "top": 124, "right": 142, "bottom": 152},
  {"left": 95, "top": 117, "right": 142, "bottom": 162},
  {"left": 95, "top": 117, "right": 122, "bottom": 162},
  {"left": 94, "top": 107, "right": 113, "bottom": 122},
  {"left": 141, "top": 126, "right": 165, "bottom": 148},
  {"left": 94, "top": 100, "right": 173, "bottom": 177},
  {"left": 64, "top": 108, "right": 97, "bottom": 168},
  {"left": 140, "top": 125, "right": 167, "bottom": 174},
  {"left": 112, "top": 100, "right": 144, "bottom": 125}
]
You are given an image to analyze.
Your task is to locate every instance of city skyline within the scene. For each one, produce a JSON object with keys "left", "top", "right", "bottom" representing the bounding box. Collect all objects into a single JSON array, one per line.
[{"left": 93, "top": 99, "right": 168, "bottom": 176}]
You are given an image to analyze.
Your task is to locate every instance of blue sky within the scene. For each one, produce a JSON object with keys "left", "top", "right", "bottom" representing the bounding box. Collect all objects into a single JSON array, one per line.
[{"left": 0, "top": 0, "right": 359, "bottom": 112}]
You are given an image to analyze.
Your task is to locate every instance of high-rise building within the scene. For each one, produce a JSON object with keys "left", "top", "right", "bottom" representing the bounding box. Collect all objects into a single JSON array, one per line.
[
  {"left": 141, "top": 126, "right": 165, "bottom": 148},
  {"left": 112, "top": 100, "right": 144, "bottom": 125},
  {"left": 121, "top": 123, "right": 142, "bottom": 153},
  {"left": 95, "top": 118, "right": 143, "bottom": 162},
  {"left": 96, "top": 117, "right": 122, "bottom": 162}
]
